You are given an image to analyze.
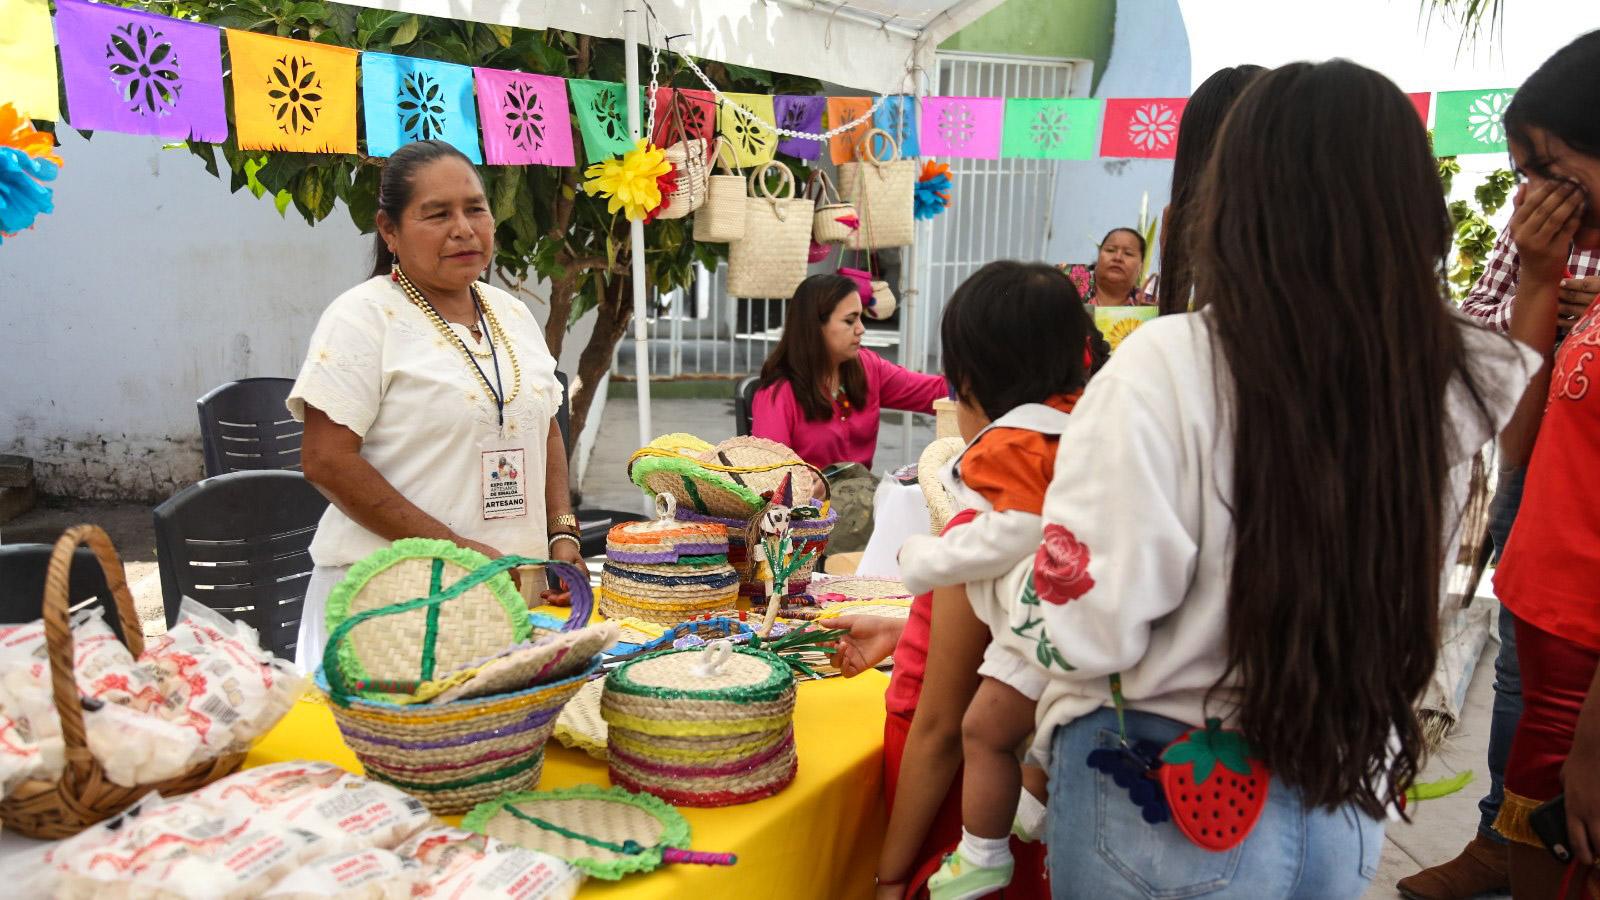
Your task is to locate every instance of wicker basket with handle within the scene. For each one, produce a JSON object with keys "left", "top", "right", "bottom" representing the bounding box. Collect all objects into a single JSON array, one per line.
[
  {"left": 838, "top": 128, "right": 916, "bottom": 249},
  {"left": 691, "top": 137, "right": 746, "bottom": 242},
  {"left": 656, "top": 93, "right": 708, "bottom": 220},
  {"left": 807, "top": 169, "right": 857, "bottom": 244},
  {"left": 726, "top": 162, "right": 816, "bottom": 300},
  {"left": 0, "top": 525, "right": 247, "bottom": 839}
]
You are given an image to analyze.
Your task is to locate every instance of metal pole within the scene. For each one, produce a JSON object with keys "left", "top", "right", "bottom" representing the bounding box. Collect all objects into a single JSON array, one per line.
[{"left": 625, "top": 0, "right": 653, "bottom": 514}]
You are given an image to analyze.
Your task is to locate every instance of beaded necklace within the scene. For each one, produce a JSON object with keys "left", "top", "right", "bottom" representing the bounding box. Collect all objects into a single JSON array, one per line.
[{"left": 393, "top": 266, "right": 522, "bottom": 424}]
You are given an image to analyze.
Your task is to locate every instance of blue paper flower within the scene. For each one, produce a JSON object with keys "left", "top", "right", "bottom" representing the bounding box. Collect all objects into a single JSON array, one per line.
[
  {"left": 914, "top": 160, "right": 952, "bottom": 221},
  {"left": 0, "top": 147, "right": 58, "bottom": 245}
]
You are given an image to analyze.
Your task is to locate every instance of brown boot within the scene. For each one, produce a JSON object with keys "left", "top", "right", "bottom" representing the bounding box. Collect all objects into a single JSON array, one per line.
[{"left": 1396, "top": 833, "right": 1510, "bottom": 899}]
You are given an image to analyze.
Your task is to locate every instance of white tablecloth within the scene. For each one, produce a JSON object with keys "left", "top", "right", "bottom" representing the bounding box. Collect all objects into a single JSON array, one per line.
[{"left": 854, "top": 479, "right": 931, "bottom": 580}]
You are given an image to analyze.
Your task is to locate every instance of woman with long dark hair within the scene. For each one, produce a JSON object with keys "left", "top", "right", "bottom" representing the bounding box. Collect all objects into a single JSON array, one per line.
[
  {"left": 1021, "top": 61, "right": 1537, "bottom": 896},
  {"left": 752, "top": 274, "right": 946, "bottom": 468},
  {"left": 1485, "top": 29, "right": 1600, "bottom": 899},
  {"left": 1158, "top": 64, "right": 1264, "bottom": 316}
]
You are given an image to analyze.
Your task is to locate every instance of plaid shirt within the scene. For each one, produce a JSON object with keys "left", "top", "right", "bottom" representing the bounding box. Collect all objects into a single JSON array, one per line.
[{"left": 1460, "top": 230, "right": 1600, "bottom": 333}]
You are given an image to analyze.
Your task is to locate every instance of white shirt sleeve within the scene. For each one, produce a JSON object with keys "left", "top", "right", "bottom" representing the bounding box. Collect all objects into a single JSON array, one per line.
[
  {"left": 1029, "top": 374, "right": 1200, "bottom": 680},
  {"left": 899, "top": 510, "right": 1043, "bottom": 596},
  {"left": 287, "top": 296, "right": 385, "bottom": 438}
]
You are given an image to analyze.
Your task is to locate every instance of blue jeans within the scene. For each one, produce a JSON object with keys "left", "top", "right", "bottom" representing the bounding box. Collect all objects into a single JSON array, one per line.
[
  {"left": 1478, "top": 467, "right": 1527, "bottom": 843},
  {"left": 1047, "top": 708, "right": 1383, "bottom": 899}
]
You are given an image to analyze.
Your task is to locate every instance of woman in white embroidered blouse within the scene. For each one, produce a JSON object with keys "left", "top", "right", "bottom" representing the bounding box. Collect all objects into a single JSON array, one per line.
[{"left": 286, "top": 140, "right": 583, "bottom": 673}]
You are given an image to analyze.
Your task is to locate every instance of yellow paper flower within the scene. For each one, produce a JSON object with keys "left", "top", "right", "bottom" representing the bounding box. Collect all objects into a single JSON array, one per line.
[
  {"left": 583, "top": 139, "right": 671, "bottom": 222},
  {"left": 0, "top": 103, "right": 62, "bottom": 167}
]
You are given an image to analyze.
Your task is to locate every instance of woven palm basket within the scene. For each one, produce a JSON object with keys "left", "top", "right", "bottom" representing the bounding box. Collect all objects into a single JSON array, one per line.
[
  {"left": 0, "top": 526, "right": 248, "bottom": 839},
  {"left": 602, "top": 645, "right": 797, "bottom": 806},
  {"left": 598, "top": 560, "right": 741, "bottom": 625},
  {"left": 604, "top": 495, "right": 729, "bottom": 565},
  {"left": 319, "top": 541, "right": 601, "bottom": 814}
]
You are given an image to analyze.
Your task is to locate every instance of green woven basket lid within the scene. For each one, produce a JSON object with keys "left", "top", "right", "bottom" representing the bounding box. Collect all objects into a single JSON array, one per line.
[
  {"left": 323, "top": 537, "right": 531, "bottom": 690},
  {"left": 461, "top": 785, "right": 690, "bottom": 880},
  {"left": 604, "top": 644, "right": 793, "bottom": 704}
]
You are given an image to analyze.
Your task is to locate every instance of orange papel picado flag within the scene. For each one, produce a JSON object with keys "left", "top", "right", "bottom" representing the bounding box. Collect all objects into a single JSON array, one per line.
[{"left": 226, "top": 30, "right": 358, "bottom": 153}]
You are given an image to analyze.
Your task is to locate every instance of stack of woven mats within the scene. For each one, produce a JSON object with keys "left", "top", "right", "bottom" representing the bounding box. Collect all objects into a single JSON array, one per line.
[
  {"left": 599, "top": 495, "right": 740, "bottom": 625},
  {"left": 316, "top": 538, "right": 614, "bottom": 814},
  {"left": 601, "top": 643, "right": 797, "bottom": 807},
  {"left": 627, "top": 434, "right": 837, "bottom": 606}
]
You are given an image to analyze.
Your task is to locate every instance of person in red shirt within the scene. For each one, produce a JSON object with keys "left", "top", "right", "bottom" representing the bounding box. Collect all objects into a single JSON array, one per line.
[{"left": 1488, "top": 30, "right": 1600, "bottom": 899}]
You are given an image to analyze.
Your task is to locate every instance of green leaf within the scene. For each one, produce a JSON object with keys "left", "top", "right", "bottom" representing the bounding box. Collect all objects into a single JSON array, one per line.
[
  {"left": 487, "top": 23, "right": 514, "bottom": 47},
  {"left": 244, "top": 156, "right": 269, "bottom": 198},
  {"left": 291, "top": 169, "right": 336, "bottom": 223},
  {"left": 346, "top": 164, "right": 381, "bottom": 232},
  {"left": 274, "top": 189, "right": 293, "bottom": 217},
  {"left": 390, "top": 14, "right": 420, "bottom": 46},
  {"left": 490, "top": 167, "right": 523, "bottom": 225}
]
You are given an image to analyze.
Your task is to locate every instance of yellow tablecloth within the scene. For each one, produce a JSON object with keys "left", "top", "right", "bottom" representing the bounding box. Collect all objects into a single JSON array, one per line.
[{"left": 247, "top": 671, "right": 890, "bottom": 899}]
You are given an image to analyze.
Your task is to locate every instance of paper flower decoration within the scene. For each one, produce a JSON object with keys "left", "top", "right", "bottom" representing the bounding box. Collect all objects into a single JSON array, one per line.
[
  {"left": 642, "top": 164, "right": 680, "bottom": 225},
  {"left": 1, "top": 104, "right": 63, "bottom": 166},
  {"left": 583, "top": 139, "right": 672, "bottom": 222},
  {"left": 0, "top": 103, "right": 62, "bottom": 246},
  {"left": 914, "top": 160, "right": 952, "bottom": 221}
]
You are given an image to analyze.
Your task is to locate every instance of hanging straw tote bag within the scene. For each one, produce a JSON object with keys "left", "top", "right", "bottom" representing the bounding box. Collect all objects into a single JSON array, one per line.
[
  {"left": 726, "top": 163, "right": 816, "bottom": 300},
  {"left": 808, "top": 170, "right": 857, "bottom": 245},
  {"left": 691, "top": 137, "right": 747, "bottom": 242},
  {"left": 838, "top": 128, "right": 916, "bottom": 249},
  {"left": 656, "top": 93, "right": 709, "bottom": 221}
]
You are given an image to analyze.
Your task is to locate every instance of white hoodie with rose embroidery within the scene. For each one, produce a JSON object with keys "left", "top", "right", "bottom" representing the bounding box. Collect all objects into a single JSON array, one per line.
[{"left": 1003, "top": 310, "right": 1539, "bottom": 766}]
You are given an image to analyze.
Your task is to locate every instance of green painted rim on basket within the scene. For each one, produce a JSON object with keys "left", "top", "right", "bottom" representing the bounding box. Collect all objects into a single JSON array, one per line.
[
  {"left": 605, "top": 645, "right": 793, "bottom": 704},
  {"left": 461, "top": 784, "right": 691, "bottom": 880},
  {"left": 323, "top": 537, "right": 531, "bottom": 693}
]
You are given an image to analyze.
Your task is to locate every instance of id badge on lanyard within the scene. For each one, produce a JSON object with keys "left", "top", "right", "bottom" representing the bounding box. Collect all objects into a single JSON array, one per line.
[{"left": 480, "top": 441, "right": 529, "bottom": 520}]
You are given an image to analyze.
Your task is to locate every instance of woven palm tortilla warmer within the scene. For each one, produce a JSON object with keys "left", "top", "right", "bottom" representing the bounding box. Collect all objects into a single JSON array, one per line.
[
  {"left": 317, "top": 538, "right": 600, "bottom": 814},
  {"left": 599, "top": 495, "right": 740, "bottom": 625},
  {"left": 602, "top": 643, "right": 797, "bottom": 807}
]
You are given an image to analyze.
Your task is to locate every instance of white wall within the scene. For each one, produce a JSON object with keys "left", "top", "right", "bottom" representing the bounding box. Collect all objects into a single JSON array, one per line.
[
  {"left": 1045, "top": 0, "right": 1190, "bottom": 268},
  {"left": 0, "top": 128, "right": 595, "bottom": 501}
]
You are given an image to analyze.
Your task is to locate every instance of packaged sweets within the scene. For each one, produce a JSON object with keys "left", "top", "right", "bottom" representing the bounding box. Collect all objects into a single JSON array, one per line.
[
  {"left": 261, "top": 849, "right": 420, "bottom": 899},
  {"left": 398, "top": 826, "right": 583, "bottom": 899}
]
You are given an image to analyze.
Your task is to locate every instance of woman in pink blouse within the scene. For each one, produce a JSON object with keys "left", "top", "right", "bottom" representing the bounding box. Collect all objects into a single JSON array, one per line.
[{"left": 752, "top": 274, "right": 947, "bottom": 469}]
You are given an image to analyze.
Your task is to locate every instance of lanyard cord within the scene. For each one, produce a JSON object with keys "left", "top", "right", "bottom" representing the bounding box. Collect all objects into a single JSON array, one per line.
[{"left": 420, "top": 287, "right": 506, "bottom": 427}]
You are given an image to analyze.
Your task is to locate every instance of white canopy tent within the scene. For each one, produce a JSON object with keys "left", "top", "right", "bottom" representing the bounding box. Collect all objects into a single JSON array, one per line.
[{"left": 333, "top": 0, "right": 1007, "bottom": 483}]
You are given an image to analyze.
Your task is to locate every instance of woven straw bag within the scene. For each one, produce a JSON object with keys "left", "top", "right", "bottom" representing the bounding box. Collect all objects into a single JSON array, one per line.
[
  {"left": 839, "top": 128, "right": 916, "bottom": 249},
  {"left": 656, "top": 96, "right": 708, "bottom": 221},
  {"left": 691, "top": 137, "right": 746, "bottom": 242},
  {"left": 0, "top": 526, "right": 248, "bottom": 839},
  {"left": 726, "top": 163, "right": 816, "bottom": 300},
  {"left": 807, "top": 169, "right": 857, "bottom": 244}
]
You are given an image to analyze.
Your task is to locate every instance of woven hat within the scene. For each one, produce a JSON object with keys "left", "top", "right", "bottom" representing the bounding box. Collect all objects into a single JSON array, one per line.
[
  {"left": 917, "top": 437, "right": 966, "bottom": 534},
  {"left": 321, "top": 538, "right": 531, "bottom": 692},
  {"left": 462, "top": 785, "right": 736, "bottom": 879},
  {"left": 695, "top": 436, "right": 824, "bottom": 506},
  {"left": 628, "top": 434, "right": 826, "bottom": 520}
]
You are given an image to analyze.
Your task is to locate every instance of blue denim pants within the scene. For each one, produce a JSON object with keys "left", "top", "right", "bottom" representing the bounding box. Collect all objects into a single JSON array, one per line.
[
  {"left": 1478, "top": 466, "right": 1527, "bottom": 842},
  {"left": 1047, "top": 708, "right": 1383, "bottom": 899}
]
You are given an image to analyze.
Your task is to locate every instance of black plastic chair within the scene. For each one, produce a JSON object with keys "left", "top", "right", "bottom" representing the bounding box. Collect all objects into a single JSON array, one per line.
[
  {"left": 196, "top": 378, "right": 302, "bottom": 477},
  {"left": 152, "top": 470, "right": 327, "bottom": 660},
  {"left": 0, "top": 543, "right": 164, "bottom": 644},
  {"left": 554, "top": 371, "right": 644, "bottom": 557},
  {"left": 734, "top": 375, "right": 760, "bottom": 437}
]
